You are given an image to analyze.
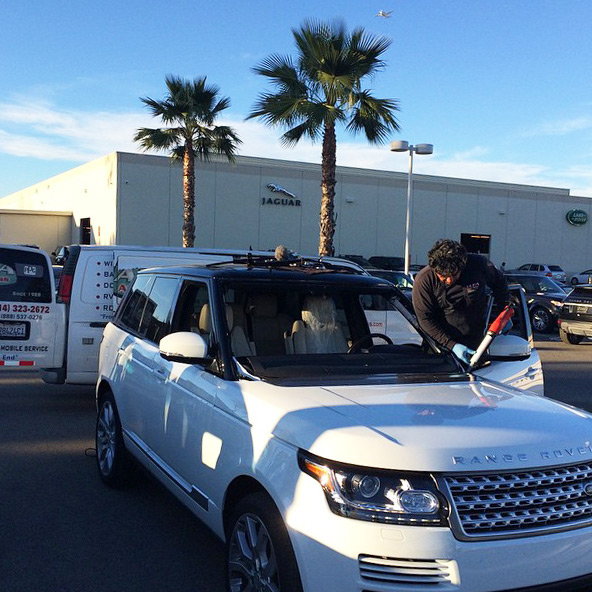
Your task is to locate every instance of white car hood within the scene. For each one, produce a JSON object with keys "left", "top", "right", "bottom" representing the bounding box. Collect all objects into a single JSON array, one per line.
[{"left": 236, "top": 377, "right": 592, "bottom": 473}]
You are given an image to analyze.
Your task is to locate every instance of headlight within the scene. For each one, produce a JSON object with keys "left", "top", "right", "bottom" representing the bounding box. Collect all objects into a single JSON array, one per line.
[
  {"left": 298, "top": 451, "right": 448, "bottom": 526},
  {"left": 550, "top": 300, "right": 563, "bottom": 308}
]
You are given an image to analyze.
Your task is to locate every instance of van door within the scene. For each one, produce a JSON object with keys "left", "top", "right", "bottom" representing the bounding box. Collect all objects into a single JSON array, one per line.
[{"left": 0, "top": 245, "right": 66, "bottom": 369}]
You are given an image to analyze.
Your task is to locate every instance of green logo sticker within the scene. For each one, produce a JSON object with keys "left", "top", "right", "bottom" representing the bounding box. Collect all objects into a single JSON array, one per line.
[{"left": 566, "top": 209, "right": 588, "bottom": 226}]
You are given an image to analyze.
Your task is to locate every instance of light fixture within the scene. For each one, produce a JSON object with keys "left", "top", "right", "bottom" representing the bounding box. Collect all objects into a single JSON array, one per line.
[{"left": 390, "top": 141, "right": 434, "bottom": 275}]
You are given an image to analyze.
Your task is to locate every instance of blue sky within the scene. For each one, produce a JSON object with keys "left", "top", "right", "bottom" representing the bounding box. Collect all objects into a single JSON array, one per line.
[{"left": 1, "top": 0, "right": 592, "bottom": 198}]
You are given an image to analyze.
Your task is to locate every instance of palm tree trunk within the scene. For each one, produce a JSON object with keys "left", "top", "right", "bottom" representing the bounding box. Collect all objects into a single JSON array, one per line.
[
  {"left": 319, "top": 122, "right": 337, "bottom": 257},
  {"left": 182, "top": 142, "right": 196, "bottom": 247}
]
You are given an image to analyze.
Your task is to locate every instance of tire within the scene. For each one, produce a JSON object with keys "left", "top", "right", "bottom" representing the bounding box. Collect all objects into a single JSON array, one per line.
[
  {"left": 531, "top": 307, "right": 552, "bottom": 333},
  {"left": 226, "top": 493, "right": 303, "bottom": 592},
  {"left": 96, "top": 391, "right": 130, "bottom": 487},
  {"left": 559, "top": 328, "right": 584, "bottom": 345},
  {"left": 571, "top": 277, "right": 579, "bottom": 286}
]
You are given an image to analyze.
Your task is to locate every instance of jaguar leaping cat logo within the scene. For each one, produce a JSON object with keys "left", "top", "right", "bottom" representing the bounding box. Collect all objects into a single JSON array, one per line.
[{"left": 267, "top": 184, "right": 297, "bottom": 199}]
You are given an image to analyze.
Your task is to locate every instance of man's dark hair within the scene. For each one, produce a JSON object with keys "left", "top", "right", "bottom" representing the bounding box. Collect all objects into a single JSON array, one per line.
[{"left": 428, "top": 239, "right": 468, "bottom": 276}]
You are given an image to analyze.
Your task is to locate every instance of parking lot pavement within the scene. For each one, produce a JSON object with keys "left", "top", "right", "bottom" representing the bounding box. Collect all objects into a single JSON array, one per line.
[
  {"left": 0, "top": 371, "right": 225, "bottom": 592},
  {"left": 534, "top": 334, "right": 592, "bottom": 411}
]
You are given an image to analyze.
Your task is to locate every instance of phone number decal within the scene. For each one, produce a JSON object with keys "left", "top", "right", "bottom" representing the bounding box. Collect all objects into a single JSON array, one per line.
[{"left": 0, "top": 304, "right": 50, "bottom": 314}]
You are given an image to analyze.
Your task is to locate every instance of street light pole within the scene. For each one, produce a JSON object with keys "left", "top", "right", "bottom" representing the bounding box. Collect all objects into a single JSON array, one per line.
[{"left": 390, "top": 141, "right": 433, "bottom": 276}]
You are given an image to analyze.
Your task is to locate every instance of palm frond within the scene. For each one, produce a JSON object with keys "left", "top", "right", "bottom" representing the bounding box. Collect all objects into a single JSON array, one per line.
[
  {"left": 345, "top": 91, "right": 400, "bottom": 143},
  {"left": 133, "top": 127, "right": 182, "bottom": 151}
]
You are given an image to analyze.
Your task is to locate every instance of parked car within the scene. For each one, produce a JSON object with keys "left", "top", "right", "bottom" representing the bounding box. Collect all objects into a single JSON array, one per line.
[
  {"left": 337, "top": 254, "right": 373, "bottom": 268},
  {"left": 368, "top": 255, "right": 405, "bottom": 270},
  {"left": 558, "top": 284, "right": 592, "bottom": 344},
  {"left": 94, "top": 256, "right": 592, "bottom": 592},
  {"left": 570, "top": 269, "right": 592, "bottom": 286},
  {"left": 504, "top": 273, "right": 566, "bottom": 332},
  {"left": 51, "top": 245, "right": 69, "bottom": 265},
  {"left": 512, "top": 263, "right": 567, "bottom": 284},
  {"left": 367, "top": 268, "right": 413, "bottom": 296}
]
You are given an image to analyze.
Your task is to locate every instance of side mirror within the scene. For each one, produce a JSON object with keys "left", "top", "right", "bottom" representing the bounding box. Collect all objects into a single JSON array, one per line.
[
  {"left": 159, "top": 332, "right": 211, "bottom": 364},
  {"left": 488, "top": 334, "right": 530, "bottom": 360}
]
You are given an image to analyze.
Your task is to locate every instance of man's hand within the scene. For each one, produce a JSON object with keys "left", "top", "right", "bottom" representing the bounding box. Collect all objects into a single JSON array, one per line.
[{"left": 452, "top": 343, "right": 476, "bottom": 364}]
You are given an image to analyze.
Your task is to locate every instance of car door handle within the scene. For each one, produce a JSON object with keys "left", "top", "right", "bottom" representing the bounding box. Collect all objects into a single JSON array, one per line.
[
  {"left": 152, "top": 367, "right": 167, "bottom": 381},
  {"left": 526, "top": 366, "right": 539, "bottom": 378}
]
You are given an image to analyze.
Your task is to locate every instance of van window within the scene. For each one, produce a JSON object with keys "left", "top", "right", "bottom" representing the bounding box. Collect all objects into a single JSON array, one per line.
[{"left": 0, "top": 248, "right": 52, "bottom": 303}]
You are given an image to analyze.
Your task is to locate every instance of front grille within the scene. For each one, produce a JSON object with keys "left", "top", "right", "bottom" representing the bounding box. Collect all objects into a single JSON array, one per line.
[
  {"left": 443, "top": 462, "right": 592, "bottom": 539},
  {"left": 359, "top": 555, "right": 456, "bottom": 587}
]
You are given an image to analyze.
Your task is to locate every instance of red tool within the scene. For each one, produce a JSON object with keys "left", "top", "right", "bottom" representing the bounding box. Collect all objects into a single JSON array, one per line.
[{"left": 468, "top": 305, "right": 515, "bottom": 370}]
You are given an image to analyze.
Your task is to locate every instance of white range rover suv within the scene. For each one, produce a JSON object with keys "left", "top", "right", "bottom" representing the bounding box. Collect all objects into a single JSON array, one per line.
[{"left": 96, "top": 256, "right": 592, "bottom": 592}]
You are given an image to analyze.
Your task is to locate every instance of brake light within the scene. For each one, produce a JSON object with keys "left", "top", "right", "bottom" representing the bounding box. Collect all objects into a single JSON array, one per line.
[
  {"left": 546, "top": 272, "right": 552, "bottom": 277},
  {"left": 58, "top": 273, "right": 73, "bottom": 303}
]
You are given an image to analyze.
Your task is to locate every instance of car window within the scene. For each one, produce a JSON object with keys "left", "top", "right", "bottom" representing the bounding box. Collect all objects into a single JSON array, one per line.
[
  {"left": 171, "top": 281, "right": 212, "bottom": 342},
  {"left": 0, "top": 247, "right": 52, "bottom": 303},
  {"left": 139, "top": 276, "right": 180, "bottom": 343},
  {"left": 549, "top": 265, "right": 563, "bottom": 272},
  {"left": 488, "top": 285, "right": 530, "bottom": 341},
  {"left": 532, "top": 277, "right": 558, "bottom": 293},
  {"left": 118, "top": 275, "right": 153, "bottom": 333},
  {"left": 518, "top": 264, "right": 529, "bottom": 271}
]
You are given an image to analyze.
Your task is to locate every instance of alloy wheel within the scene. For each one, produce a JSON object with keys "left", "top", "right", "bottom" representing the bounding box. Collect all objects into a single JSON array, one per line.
[
  {"left": 96, "top": 400, "right": 117, "bottom": 477},
  {"left": 531, "top": 308, "right": 551, "bottom": 332},
  {"left": 228, "top": 512, "right": 279, "bottom": 592}
]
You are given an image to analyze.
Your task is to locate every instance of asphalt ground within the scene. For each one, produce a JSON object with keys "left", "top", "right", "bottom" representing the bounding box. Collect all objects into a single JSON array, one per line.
[
  {"left": 0, "top": 372, "right": 224, "bottom": 592},
  {"left": 0, "top": 335, "right": 590, "bottom": 591}
]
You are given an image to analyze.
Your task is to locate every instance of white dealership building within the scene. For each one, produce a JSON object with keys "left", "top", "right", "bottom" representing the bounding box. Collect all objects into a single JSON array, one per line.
[{"left": 0, "top": 151, "right": 590, "bottom": 274}]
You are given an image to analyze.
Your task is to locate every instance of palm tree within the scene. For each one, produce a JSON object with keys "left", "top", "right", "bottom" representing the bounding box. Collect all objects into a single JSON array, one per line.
[
  {"left": 135, "top": 75, "right": 241, "bottom": 247},
  {"left": 249, "top": 20, "right": 400, "bottom": 256}
]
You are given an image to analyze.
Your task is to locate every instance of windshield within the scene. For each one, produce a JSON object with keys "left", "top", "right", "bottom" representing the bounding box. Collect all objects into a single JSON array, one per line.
[
  {"left": 221, "top": 280, "right": 456, "bottom": 382},
  {"left": 508, "top": 275, "right": 563, "bottom": 294}
]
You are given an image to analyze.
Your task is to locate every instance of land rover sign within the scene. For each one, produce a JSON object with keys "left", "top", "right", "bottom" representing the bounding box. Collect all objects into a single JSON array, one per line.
[{"left": 566, "top": 209, "right": 588, "bottom": 226}]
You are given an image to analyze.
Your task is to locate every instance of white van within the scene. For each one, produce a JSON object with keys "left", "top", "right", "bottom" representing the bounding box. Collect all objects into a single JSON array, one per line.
[
  {"left": 37, "top": 244, "right": 237, "bottom": 385},
  {"left": 0, "top": 244, "right": 66, "bottom": 369}
]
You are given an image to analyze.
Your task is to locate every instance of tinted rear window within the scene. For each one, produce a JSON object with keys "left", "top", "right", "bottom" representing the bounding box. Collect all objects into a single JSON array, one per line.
[
  {"left": 570, "top": 287, "right": 592, "bottom": 299},
  {"left": 0, "top": 248, "right": 52, "bottom": 303},
  {"left": 549, "top": 265, "right": 563, "bottom": 272}
]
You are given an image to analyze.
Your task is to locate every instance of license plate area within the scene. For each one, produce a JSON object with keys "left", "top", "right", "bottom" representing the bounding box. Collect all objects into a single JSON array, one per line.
[
  {"left": 0, "top": 321, "right": 30, "bottom": 340},
  {"left": 577, "top": 305, "right": 590, "bottom": 314}
]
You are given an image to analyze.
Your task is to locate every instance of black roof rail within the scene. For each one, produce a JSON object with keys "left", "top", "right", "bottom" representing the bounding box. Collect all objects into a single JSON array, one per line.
[{"left": 206, "top": 252, "right": 358, "bottom": 273}]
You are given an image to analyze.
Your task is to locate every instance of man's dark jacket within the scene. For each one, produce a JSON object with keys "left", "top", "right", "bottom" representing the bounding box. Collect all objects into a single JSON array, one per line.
[{"left": 412, "top": 254, "right": 509, "bottom": 350}]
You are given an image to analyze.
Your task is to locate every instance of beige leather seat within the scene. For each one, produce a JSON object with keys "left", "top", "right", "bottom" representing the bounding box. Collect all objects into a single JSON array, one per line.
[
  {"left": 290, "top": 296, "right": 348, "bottom": 354},
  {"left": 247, "top": 294, "right": 292, "bottom": 356},
  {"left": 226, "top": 304, "right": 254, "bottom": 357}
]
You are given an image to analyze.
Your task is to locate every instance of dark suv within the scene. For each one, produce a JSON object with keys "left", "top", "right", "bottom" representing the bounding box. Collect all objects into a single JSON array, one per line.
[
  {"left": 368, "top": 255, "right": 405, "bottom": 270},
  {"left": 504, "top": 273, "right": 566, "bottom": 333},
  {"left": 558, "top": 285, "right": 592, "bottom": 344}
]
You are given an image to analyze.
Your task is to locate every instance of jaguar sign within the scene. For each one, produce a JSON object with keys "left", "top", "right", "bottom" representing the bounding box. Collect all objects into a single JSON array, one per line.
[
  {"left": 262, "top": 183, "right": 301, "bottom": 207},
  {"left": 566, "top": 209, "right": 588, "bottom": 226}
]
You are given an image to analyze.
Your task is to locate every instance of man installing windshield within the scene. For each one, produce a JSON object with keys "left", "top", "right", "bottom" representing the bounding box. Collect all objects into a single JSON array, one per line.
[{"left": 412, "top": 239, "right": 509, "bottom": 364}]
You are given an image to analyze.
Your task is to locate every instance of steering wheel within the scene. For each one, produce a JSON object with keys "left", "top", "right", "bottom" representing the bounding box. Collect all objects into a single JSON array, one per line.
[{"left": 347, "top": 333, "right": 393, "bottom": 354}]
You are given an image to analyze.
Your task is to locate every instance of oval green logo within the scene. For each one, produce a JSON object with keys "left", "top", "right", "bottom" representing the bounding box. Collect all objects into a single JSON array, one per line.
[{"left": 566, "top": 209, "right": 588, "bottom": 226}]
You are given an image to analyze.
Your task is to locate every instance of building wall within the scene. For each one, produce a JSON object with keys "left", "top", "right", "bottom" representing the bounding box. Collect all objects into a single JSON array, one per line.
[
  {"left": 0, "top": 210, "right": 72, "bottom": 254},
  {"left": 0, "top": 153, "right": 119, "bottom": 245},
  {"left": 1, "top": 151, "right": 591, "bottom": 275}
]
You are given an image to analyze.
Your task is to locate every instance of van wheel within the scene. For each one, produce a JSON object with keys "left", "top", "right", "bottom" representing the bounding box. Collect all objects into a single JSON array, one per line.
[
  {"left": 559, "top": 328, "right": 584, "bottom": 345},
  {"left": 531, "top": 307, "right": 552, "bottom": 333},
  {"left": 226, "top": 493, "right": 303, "bottom": 592},
  {"left": 96, "top": 391, "right": 129, "bottom": 487}
]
